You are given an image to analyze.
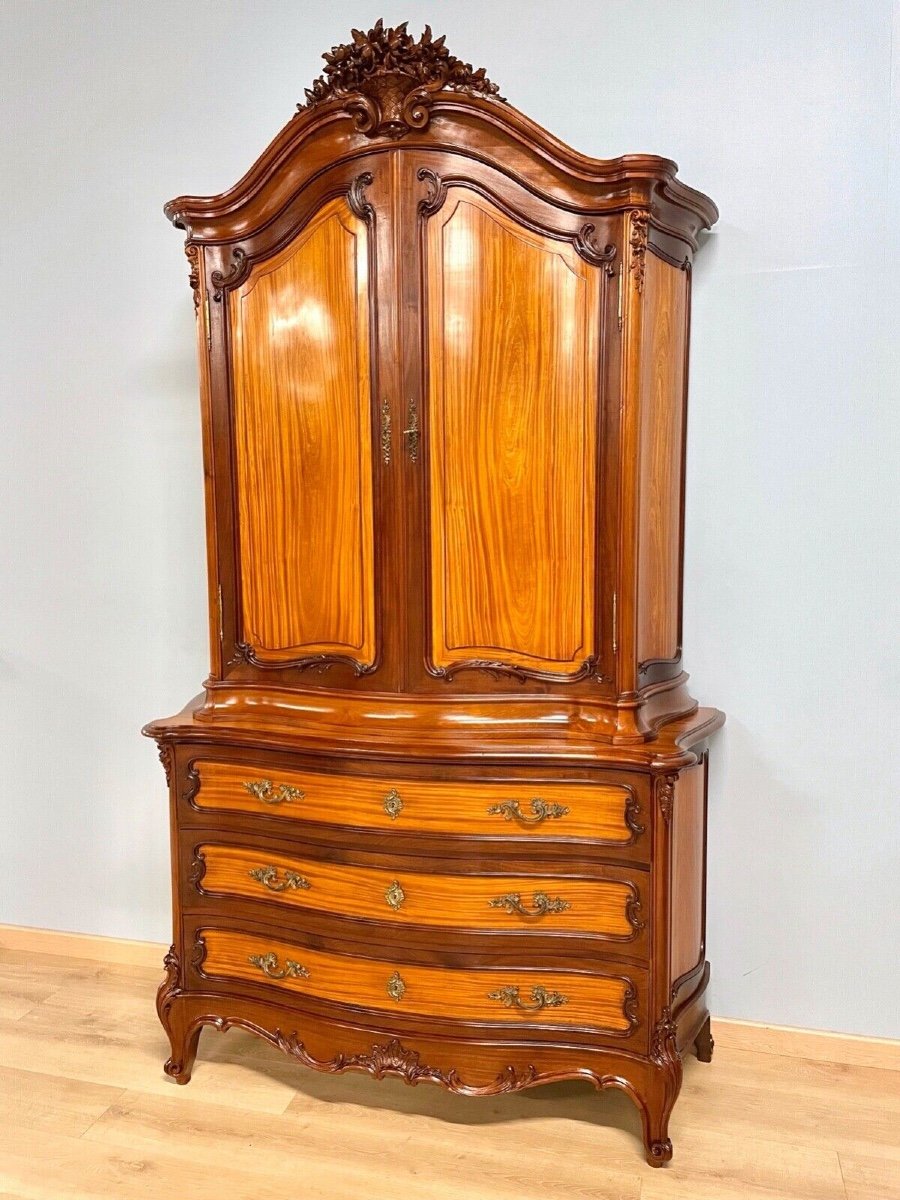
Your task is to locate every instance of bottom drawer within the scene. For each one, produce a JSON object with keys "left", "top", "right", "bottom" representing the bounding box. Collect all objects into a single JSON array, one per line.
[{"left": 195, "top": 926, "right": 641, "bottom": 1037}]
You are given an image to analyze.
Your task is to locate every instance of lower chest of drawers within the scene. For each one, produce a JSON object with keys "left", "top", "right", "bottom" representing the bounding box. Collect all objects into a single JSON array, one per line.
[{"left": 173, "top": 749, "right": 654, "bottom": 1051}]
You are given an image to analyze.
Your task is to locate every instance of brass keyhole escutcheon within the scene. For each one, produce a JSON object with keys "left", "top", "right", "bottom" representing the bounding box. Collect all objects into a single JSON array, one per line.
[
  {"left": 387, "top": 970, "right": 406, "bottom": 1002},
  {"left": 383, "top": 788, "right": 403, "bottom": 819},
  {"left": 385, "top": 880, "right": 405, "bottom": 910}
]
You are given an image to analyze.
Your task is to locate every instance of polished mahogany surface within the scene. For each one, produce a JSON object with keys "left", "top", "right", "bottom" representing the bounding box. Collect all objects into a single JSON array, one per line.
[
  {"left": 230, "top": 199, "right": 376, "bottom": 668},
  {"left": 147, "top": 19, "right": 722, "bottom": 1169},
  {"left": 426, "top": 191, "right": 600, "bottom": 678}
]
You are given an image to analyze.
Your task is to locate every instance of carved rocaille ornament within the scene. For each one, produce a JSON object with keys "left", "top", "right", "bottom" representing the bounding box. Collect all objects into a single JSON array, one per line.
[
  {"left": 273, "top": 1032, "right": 537, "bottom": 1095},
  {"left": 300, "top": 20, "right": 505, "bottom": 139}
]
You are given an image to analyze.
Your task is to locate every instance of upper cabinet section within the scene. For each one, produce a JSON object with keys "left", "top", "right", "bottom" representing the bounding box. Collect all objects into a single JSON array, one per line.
[
  {"left": 423, "top": 190, "right": 602, "bottom": 682},
  {"left": 229, "top": 198, "right": 376, "bottom": 672},
  {"left": 166, "top": 20, "right": 718, "bottom": 742}
]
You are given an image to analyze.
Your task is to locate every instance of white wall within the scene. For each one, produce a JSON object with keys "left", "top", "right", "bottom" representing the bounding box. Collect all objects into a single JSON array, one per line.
[{"left": 1, "top": 0, "right": 897, "bottom": 1039}]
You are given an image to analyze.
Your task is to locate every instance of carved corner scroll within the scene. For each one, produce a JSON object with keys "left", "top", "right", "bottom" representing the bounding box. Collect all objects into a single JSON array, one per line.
[
  {"left": 211, "top": 248, "right": 250, "bottom": 301},
  {"left": 573, "top": 223, "right": 617, "bottom": 270},
  {"left": 300, "top": 20, "right": 505, "bottom": 140},
  {"left": 417, "top": 166, "right": 448, "bottom": 215},
  {"left": 347, "top": 171, "right": 374, "bottom": 221}
]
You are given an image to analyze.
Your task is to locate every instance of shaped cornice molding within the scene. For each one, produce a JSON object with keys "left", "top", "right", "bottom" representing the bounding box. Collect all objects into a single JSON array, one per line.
[{"left": 300, "top": 20, "right": 505, "bottom": 139}]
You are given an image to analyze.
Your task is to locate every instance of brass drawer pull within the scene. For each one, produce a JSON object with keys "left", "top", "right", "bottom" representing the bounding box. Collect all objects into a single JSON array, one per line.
[
  {"left": 488, "top": 892, "right": 571, "bottom": 917},
  {"left": 243, "top": 779, "right": 304, "bottom": 806},
  {"left": 383, "top": 788, "right": 403, "bottom": 819},
  {"left": 488, "top": 985, "right": 568, "bottom": 1012},
  {"left": 487, "top": 799, "right": 569, "bottom": 825},
  {"left": 387, "top": 970, "right": 406, "bottom": 1001},
  {"left": 248, "top": 952, "right": 309, "bottom": 980},
  {"left": 248, "top": 865, "right": 311, "bottom": 893},
  {"left": 384, "top": 880, "right": 405, "bottom": 910}
]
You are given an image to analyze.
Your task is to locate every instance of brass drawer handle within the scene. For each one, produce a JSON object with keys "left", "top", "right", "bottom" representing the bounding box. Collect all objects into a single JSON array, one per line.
[
  {"left": 387, "top": 970, "right": 406, "bottom": 1001},
  {"left": 487, "top": 799, "right": 569, "bottom": 825},
  {"left": 488, "top": 892, "right": 571, "bottom": 917},
  {"left": 248, "top": 952, "right": 309, "bottom": 980},
  {"left": 383, "top": 788, "right": 403, "bottom": 819},
  {"left": 488, "top": 985, "right": 568, "bottom": 1012},
  {"left": 384, "top": 880, "right": 405, "bottom": 910},
  {"left": 243, "top": 779, "right": 304, "bottom": 806},
  {"left": 248, "top": 865, "right": 311, "bottom": 893}
]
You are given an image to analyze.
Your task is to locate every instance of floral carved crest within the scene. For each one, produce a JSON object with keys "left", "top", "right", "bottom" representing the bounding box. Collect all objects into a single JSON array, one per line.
[{"left": 299, "top": 19, "right": 505, "bottom": 139}]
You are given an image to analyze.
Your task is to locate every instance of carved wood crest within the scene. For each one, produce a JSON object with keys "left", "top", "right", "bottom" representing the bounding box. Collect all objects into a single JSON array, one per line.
[{"left": 300, "top": 19, "right": 505, "bottom": 139}]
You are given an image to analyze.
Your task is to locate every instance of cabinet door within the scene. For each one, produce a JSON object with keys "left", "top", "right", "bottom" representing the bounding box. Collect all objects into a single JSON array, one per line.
[
  {"left": 418, "top": 186, "right": 604, "bottom": 685},
  {"left": 226, "top": 196, "right": 380, "bottom": 677}
]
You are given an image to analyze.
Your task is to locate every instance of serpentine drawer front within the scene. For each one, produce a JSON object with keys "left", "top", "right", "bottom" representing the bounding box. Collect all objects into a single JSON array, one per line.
[
  {"left": 189, "top": 760, "right": 645, "bottom": 847},
  {"left": 192, "top": 842, "right": 647, "bottom": 943},
  {"left": 196, "top": 927, "right": 641, "bottom": 1035}
]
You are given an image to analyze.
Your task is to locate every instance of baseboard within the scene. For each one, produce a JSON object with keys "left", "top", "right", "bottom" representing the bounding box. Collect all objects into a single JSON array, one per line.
[
  {"left": 712, "top": 1015, "right": 900, "bottom": 1070},
  {"left": 1, "top": 923, "right": 897, "bottom": 1068},
  {"left": 0, "top": 922, "right": 165, "bottom": 970}
]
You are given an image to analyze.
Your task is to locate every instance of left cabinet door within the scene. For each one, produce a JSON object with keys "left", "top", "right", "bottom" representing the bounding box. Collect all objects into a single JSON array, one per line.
[{"left": 217, "top": 194, "right": 386, "bottom": 683}]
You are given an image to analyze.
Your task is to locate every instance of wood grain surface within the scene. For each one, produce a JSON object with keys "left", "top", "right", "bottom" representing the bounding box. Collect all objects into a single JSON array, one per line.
[
  {"left": 637, "top": 251, "right": 689, "bottom": 666},
  {"left": 195, "top": 842, "right": 639, "bottom": 937},
  {"left": 200, "top": 927, "right": 637, "bottom": 1031},
  {"left": 191, "top": 759, "right": 639, "bottom": 842},
  {"left": 229, "top": 197, "right": 375, "bottom": 665},
  {"left": 425, "top": 192, "right": 600, "bottom": 676}
]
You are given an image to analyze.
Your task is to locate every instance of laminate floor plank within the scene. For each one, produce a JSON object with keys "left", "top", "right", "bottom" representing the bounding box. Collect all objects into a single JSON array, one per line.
[
  {"left": 838, "top": 1153, "right": 900, "bottom": 1200},
  {"left": 1, "top": 949, "right": 898, "bottom": 1199},
  {"left": 85, "top": 1085, "right": 642, "bottom": 1200},
  {"left": 0, "top": 1064, "right": 122, "bottom": 1138},
  {"left": 676, "top": 1047, "right": 900, "bottom": 1162}
]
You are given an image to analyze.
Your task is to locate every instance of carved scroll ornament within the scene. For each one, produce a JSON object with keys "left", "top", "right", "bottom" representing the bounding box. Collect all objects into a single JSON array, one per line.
[{"left": 300, "top": 20, "right": 505, "bottom": 139}]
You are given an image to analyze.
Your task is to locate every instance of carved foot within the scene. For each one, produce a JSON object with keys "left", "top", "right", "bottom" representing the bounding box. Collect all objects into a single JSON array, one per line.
[
  {"left": 164, "top": 1026, "right": 201, "bottom": 1085},
  {"left": 646, "top": 1138, "right": 674, "bottom": 1167},
  {"left": 695, "top": 1015, "right": 714, "bottom": 1063}
]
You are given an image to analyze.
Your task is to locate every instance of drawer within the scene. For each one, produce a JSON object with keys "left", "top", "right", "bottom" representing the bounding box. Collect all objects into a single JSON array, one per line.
[
  {"left": 187, "top": 759, "right": 645, "bottom": 848},
  {"left": 195, "top": 925, "right": 642, "bottom": 1036},
  {"left": 191, "top": 841, "right": 647, "bottom": 945}
]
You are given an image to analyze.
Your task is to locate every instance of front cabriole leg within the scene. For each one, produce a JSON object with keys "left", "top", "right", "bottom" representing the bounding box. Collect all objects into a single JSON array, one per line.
[
  {"left": 156, "top": 945, "right": 201, "bottom": 1084},
  {"left": 640, "top": 1007, "right": 683, "bottom": 1166}
]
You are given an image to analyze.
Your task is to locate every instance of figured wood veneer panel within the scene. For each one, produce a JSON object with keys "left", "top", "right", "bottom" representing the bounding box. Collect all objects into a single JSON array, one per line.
[
  {"left": 670, "top": 761, "right": 705, "bottom": 988},
  {"left": 637, "top": 252, "right": 689, "bottom": 665},
  {"left": 198, "top": 843, "right": 637, "bottom": 937},
  {"left": 426, "top": 193, "right": 600, "bottom": 675},
  {"left": 201, "top": 928, "right": 637, "bottom": 1031},
  {"left": 192, "top": 760, "right": 640, "bottom": 845},
  {"left": 230, "top": 198, "right": 375, "bottom": 664}
]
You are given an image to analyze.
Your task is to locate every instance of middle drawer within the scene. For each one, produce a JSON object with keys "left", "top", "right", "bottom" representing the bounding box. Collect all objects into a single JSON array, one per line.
[{"left": 188, "top": 840, "right": 648, "bottom": 948}]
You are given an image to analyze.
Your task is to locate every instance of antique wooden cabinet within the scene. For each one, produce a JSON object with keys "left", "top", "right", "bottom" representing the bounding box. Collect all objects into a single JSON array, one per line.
[{"left": 145, "top": 20, "right": 723, "bottom": 1167}]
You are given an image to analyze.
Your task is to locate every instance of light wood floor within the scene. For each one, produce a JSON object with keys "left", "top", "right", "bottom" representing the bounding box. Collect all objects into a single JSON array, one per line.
[{"left": 0, "top": 945, "right": 897, "bottom": 1199}]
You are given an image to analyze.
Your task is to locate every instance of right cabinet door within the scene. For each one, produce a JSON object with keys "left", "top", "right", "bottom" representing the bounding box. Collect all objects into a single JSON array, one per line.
[{"left": 419, "top": 186, "right": 605, "bottom": 686}]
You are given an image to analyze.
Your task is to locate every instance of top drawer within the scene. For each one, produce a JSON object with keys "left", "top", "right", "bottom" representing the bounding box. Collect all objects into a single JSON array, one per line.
[{"left": 186, "top": 760, "right": 646, "bottom": 851}]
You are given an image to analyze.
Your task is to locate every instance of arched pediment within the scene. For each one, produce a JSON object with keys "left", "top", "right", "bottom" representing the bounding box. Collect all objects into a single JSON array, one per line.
[{"left": 164, "top": 20, "right": 717, "bottom": 246}]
